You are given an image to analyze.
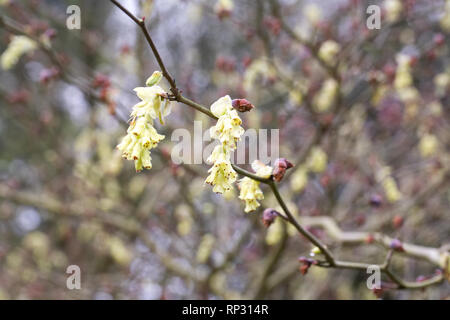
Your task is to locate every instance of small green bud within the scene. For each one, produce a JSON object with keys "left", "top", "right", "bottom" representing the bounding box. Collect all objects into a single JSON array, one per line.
[
  {"left": 145, "top": 71, "right": 162, "bottom": 86},
  {"left": 310, "top": 247, "right": 321, "bottom": 256}
]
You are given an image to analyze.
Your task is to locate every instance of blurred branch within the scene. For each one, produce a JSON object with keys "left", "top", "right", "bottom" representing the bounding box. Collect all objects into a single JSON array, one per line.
[{"left": 0, "top": 185, "right": 206, "bottom": 283}]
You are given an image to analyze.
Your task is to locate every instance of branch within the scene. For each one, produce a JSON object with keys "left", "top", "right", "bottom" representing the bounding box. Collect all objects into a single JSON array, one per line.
[{"left": 109, "top": 0, "right": 448, "bottom": 291}]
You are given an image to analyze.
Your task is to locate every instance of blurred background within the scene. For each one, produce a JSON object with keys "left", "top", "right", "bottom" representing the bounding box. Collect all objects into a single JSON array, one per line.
[{"left": 0, "top": 0, "right": 449, "bottom": 299}]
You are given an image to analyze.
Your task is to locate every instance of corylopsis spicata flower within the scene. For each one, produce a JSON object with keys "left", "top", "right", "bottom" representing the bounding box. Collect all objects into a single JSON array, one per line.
[
  {"left": 117, "top": 71, "right": 169, "bottom": 172},
  {"left": 1, "top": 35, "right": 37, "bottom": 70},
  {"left": 205, "top": 95, "right": 244, "bottom": 194},
  {"left": 238, "top": 160, "right": 272, "bottom": 212}
]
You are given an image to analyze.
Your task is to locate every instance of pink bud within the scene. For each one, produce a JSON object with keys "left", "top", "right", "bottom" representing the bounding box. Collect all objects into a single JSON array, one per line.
[
  {"left": 272, "top": 158, "right": 294, "bottom": 182},
  {"left": 232, "top": 98, "right": 255, "bottom": 112},
  {"left": 262, "top": 208, "right": 278, "bottom": 227}
]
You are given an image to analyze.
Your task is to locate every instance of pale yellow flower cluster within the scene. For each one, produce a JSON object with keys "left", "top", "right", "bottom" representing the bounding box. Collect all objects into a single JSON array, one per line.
[
  {"left": 205, "top": 95, "right": 244, "bottom": 193},
  {"left": 419, "top": 133, "right": 439, "bottom": 158},
  {"left": 441, "top": 0, "right": 450, "bottom": 32},
  {"left": 394, "top": 54, "right": 413, "bottom": 90},
  {"left": 394, "top": 54, "right": 420, "bottom": 115},
  {"left": 238, "top": 160, "right": 272, "bottom": 212},
  {"left": 318, "top": 40, "right": 340, "bottom": 66},
  {"left": 304, "top": 4, "right": 322, "bottom": 25},
  {"left": 377, "top": 166, "right": 402, "bottom": 203},
  {"left": 1, "top": 35, "right": 37, "bottom": 70},
  {"left": 384, "top": 0, "right": 403, "bottom": 23},
  {"left": 117, "top": 71, "right": 170, "bottom": 172},
  {"left": 314, "top": 78, "right": 339, "bottom": 113}
]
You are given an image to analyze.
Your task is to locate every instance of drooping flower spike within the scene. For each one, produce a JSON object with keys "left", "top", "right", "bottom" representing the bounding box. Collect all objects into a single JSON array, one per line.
[
  {"left": 238, "top": 160, "right": 272, "bottom": 213},
  {"left": 117, "top": 71, "right": 169, "bottom": 172},
  {"left": 205, "top": 95, "right": 244, "bottom": 194}
]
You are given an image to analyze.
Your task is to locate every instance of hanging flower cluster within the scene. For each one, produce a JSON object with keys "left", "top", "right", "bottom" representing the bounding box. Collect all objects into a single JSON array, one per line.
[
  {"left": 442, "top": 0, "right": 450, "bottom": 31},
  {"left": 318, "top": 40, "right": 340, "bottom": 66},
  {"left": 384, "top": 0, "right": 403, "bottom": 23},
  {"left": 377, "top": 166, "right": 402, "bottom": 203},
  {"left": 238, "top": 160, "right": 272, "bottom": 212},
  {"left": 116, "top": 71, "right": 170, "bottom": 172},
  {"left": 314, "top": 78, "right": 339, "bottom": 113},
  {"left": 205, "top": 95, "right": 244, "bottom": 193},
  {"left": 1, "top": 35, "right": 37, "bottom": 70}
]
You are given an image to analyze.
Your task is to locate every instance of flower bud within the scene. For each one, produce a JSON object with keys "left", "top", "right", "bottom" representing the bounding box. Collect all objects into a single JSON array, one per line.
[
  {"left": 232, "top": 98, "right": 255, "bottom": 112},
  {"left": 390, "top": 239, "right": 404, "bottom": 252},
  {"left": 146, "top": 71, "right": 163, "bottom": 86},
  {"left": 392, "top": 215, "right": 404, "bottom": 229},
  {"left": 369, "top": 194, "right": 383, "bottom": 207},
  {"left": 272, "top": 158, "right": 294, "bottom": 182},
  {"left": 262, "top": 208, "right": 278, "bottom": 227},
  {"left": 310, "top": 246, "right": 321, "bottom": 256},
  {"left": 298, "top": 256, "right": 318, "bottom": 275}
]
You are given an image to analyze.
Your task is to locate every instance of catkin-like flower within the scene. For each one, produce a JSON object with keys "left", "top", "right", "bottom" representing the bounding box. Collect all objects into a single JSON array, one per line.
[
  {"left": 318, "top": 40, "right": 340, "bottom": 66},
  {"left": 314, "top": 78, "right": 338, "bottom": 113},
  {"left": 384, "top": 0, "right": 403, "bottom": 23},
  {"left": 1, "top": 35, "right": 37, "bottom": 70},
  {"left": 419, "top": 133, "right": 438, "bottom": 158},
  {"left": 205, "top": 96, "right": 244, "bottom": 194},
  {"left": 239, "top": 177, "right": 263, "bottom": 212},
  {"left": 205, "top": 146, "right": 237, "bottom": 193},
  {"left": 394, "top": 54, "right": 413, "bottom": 90},
  {"left": 210, "top": 95, "right": 245, "bottom": 149},
  {"left": 307, "top": 147, "right": 327, "bottom": 173},
  {"left": 117, "top": 71, "right": 169, "bottom": 172},
  {"left": 238, "top": 160, "right": 272, "bottom": 212},
  {"left": 377, "top": 166, "right": 402, "bottom": 203},
  {"left": 441, "top": 0, "right": 450, "bottom": 31}
]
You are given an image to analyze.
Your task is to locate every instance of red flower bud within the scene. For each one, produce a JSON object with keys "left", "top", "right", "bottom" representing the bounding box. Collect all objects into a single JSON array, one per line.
[
  {"left": 272, "top": 158, "right": 294, "bottom": 182},
  {"left": 392, "top": 215, "right": 404, "bottom": 229},
  {"left": 231, "top": 98, "right": 255, "bottom": 112},
  {"left": 262, "top": 208, "right": 279, "bottom": 228}
]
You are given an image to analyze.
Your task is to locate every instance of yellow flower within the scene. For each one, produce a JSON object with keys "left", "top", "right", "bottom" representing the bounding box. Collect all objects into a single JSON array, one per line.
[
  {"left": 383, "top": 177, "right": 402, "bottom": 203},
  {"left": 196, "top": 234, "right": 215, "bottom": 263},
  {"left": 205, "top": 157, "right": 237, "bottom": 193},
  {"left": 434, "top": 73, "right": 450, "bottom": 97},
  {"left": 318, "top": 40, "right": 340, "bottom": 66},
  {"left": 251, "top": 160, "right": 273, "bottom": 178},
  {"left": 132, "top": 86, "right": 171, "bottom": 124},
  {"left": 1, "top": 35, "right": 37, "bottom": 70},
  {"left": 238, "top": 177, "right": 264, "bottom": 212},
  {"left": 307, "top": 147, "right": 327, "bottom": 173},
  {"left": 385, "top": 0, "right": 403, "bottom": 23},
  {"left": 238, "top": 160, "right": 271, "bottom": 212},
  {"left": 314, "top": 78, "right": 338, "bottom": 113},
  {"left": 116, "top": 119, "right": 164, "bottom": 172},
  {"left": 441, "top": 0, "right": 450, "bottom": 31},
  {"left": 117, "top": 72, "right": 168, "bottom": 171},
  {"left": 291, "top": 165, "right": 308, "bottom": 192},
  {"left": 394, "top": 54, "right": 413, "bottom": 90},
  {"left": 419, "top": 133, "right": 438, "bottom": 158},
  {"left": 205, "top": 96, "right": 244, "bottom": 194},
  {"left": 304, "top": 4, "right": 322, "bottom": 25},
  {"left": 210, "top": 96, "right": 244, "bottom": 149}
]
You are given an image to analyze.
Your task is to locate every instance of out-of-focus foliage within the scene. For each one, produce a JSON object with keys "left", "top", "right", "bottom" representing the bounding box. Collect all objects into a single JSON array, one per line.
[{"left": 0, "top": 0, "right": 449, "bottom": 299}]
